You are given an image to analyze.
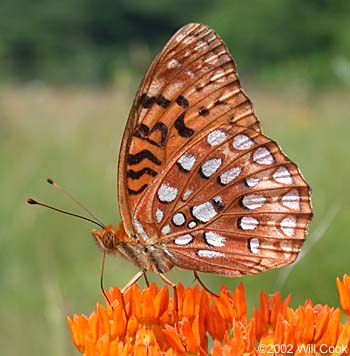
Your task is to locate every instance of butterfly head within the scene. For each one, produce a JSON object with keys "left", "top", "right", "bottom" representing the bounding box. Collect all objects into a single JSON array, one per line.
[{"left": 91, "top": 223, "right": 126, "bottom": 253}]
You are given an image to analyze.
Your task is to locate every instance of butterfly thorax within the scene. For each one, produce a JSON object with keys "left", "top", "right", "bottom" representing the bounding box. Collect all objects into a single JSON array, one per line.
[{"left": 91, "top": 223, "right": 174, "bottom": 273}]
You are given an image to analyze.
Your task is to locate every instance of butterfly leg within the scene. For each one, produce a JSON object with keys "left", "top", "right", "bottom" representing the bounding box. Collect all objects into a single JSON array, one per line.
[
  {"left": 159, "top": 273, "right": 179, "bottom": 321},
  {"left": 143, "top": 272, "right": 150, "bottom": 287},
  {"left": 118, "top": 270, "right": 145, "bottom": 316},
  {"left": 100, "top": 252, "right": 115, "bottom": 309},
  {"left": 121, "top": 270, "right": 145, "bottom": 294},
  {"left": 193, "top": 271, "right": 219, "bottom": 297}
]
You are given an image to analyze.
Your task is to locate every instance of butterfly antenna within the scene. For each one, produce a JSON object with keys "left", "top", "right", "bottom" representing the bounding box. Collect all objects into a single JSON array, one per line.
[
  {"left": 46, "top": 178, "right": 105, "bottom": 228},
  {"left": 27, "top": 198, "right": 105, "bottom": 229},
  {"left": 100, "top": 252, "right": 113, "bottom": 309}
]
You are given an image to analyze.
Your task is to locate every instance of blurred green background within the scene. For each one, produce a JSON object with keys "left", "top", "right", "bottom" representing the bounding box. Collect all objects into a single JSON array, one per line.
[{"left": 1, "top": 0, "right": 349, "bottom": 355}]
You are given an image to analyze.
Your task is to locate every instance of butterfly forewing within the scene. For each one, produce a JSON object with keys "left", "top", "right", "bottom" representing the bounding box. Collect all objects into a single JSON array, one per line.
[
  {"left": 118, "top": 23, "right": 260, "bottom": 234},
  {"left": 118, "top": 23, "right": 312, "bottom": 276}
]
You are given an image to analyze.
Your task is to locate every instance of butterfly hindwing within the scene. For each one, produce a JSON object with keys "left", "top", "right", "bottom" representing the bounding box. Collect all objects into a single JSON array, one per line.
[{"left": 131, "top": 121, "right": 312, "bottom": 275}]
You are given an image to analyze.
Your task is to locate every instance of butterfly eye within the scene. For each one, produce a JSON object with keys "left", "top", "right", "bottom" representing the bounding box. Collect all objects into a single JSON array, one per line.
[{"left": 92, "top": 229, "right": 115, "bottom": 252}]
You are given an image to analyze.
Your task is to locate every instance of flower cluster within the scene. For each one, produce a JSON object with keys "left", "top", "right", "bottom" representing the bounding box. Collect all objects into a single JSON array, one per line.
[{"left": 68, "top": 274, "right": 350, "bottom": 355}]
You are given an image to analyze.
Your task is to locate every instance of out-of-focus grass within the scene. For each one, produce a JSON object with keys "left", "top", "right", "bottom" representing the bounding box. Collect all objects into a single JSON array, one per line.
[{"left": 0, "top": 83, "right": 349, "bottom": 355}]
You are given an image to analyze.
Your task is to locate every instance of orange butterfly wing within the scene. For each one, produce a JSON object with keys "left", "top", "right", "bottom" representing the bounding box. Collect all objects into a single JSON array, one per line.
[
  {"left": 118, "top": 23, "right": 260, "bottom": 236},
  {"left": 117, "top": 23, "right": 312, "bottom": 276}
]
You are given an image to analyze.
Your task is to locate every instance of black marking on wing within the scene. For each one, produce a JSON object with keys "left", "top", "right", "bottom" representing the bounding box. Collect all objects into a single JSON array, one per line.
[
  {"left": 133, "top": 122, "right": 168, "bottom": 148},
  {"left": 150, "top": 122, "right": 168, "bottom": 147},
  {"left": 214, "top": 99, "right": 225, "bottom": 106},
  {"left": 176, "top": 162, "right": 190, "bottom": 173},
  {"left": 139, "top": 94, "right": 156, "bottom": 109},
  {"left": 156, "top": 95, "right": 171, "bottom": 108},
  {"left": 134, "top": 124, "right": 150, "bottom": 138},
  {"left": 128, "top": 184, "right": 148, "bottom": 195},
  {"left": 175, "top": 95, "right": 189, "bottom": 108},
  {"left": 228, "top": 113, "right": 235, "bottom": 123},
  {"left": 175, "top": 113, "right": 194, "bottom": 138},
  {"left": 127, "top": 150, "right": 161, "bottom": 165},
  {"left": 198, "top": 107, "right": 209, "bottom": 116},
  {"left": 239, "top": 197, "right": 249, "bottom": 210},
  {"left": 127, "top": 167, "right": 157, "bottom": 179},
  {"left": 137, "top": 94, "right": 146, "bottom": 108},
  {"left": 217, "top": 175, "right": 227, "bottom": 186},
  {"left": 237, "top": 217, "right": 243, "bottom": 229},
  {"left": 203, "top": 232, "right": 213, "bottom": 247},
  {"left": 247, "top": 238, "right": 256, "bottom": 253},
  {"left": 199, "top": 167, "right": 209, "bottom": 180},
  {"left": 212, "top": 196, "right": 225, "bottom": 211},
  {"left": 243, "top": 179, "right": 250, "bottom": 187}
]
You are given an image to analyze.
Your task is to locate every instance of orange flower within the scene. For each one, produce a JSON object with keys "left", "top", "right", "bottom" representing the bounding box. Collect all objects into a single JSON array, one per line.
[
  {"left": 68, "top": 275, "right": 350, "bottom": 356},
  {"left": 337, "top": 274, "right": 350, "bottom": 317}
]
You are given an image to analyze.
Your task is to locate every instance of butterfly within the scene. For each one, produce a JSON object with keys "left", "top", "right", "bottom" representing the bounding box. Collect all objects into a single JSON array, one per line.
[{"left": 80, "top": 23, "right": 313, "bottom": 291}]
